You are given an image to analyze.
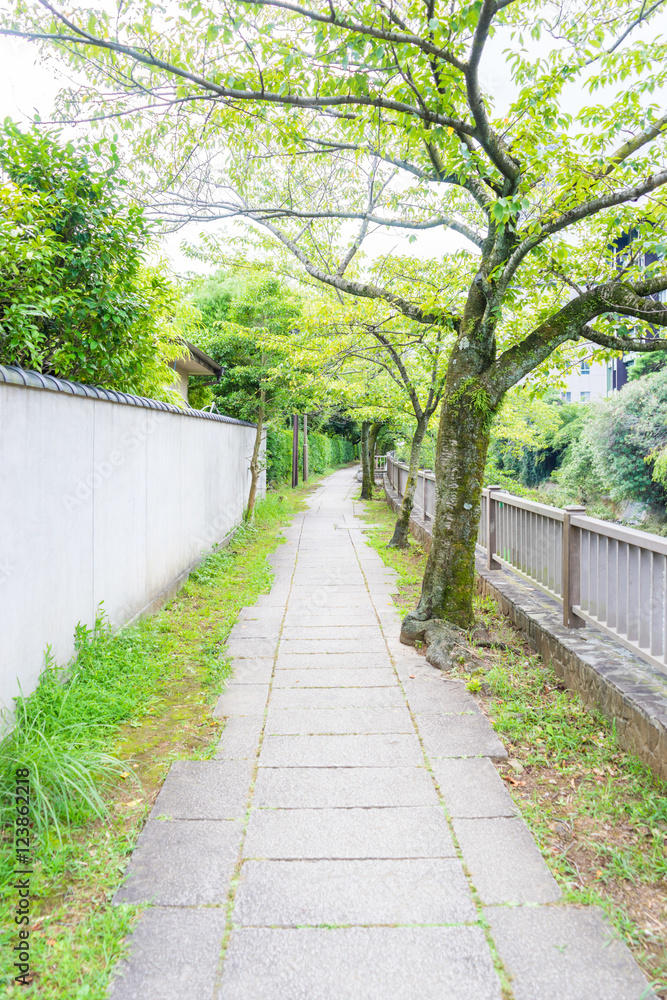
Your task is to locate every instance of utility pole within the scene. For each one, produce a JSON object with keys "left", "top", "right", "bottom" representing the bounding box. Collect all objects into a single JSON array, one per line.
[
  {"left": 291, "top": 413, "right": 299, "bottom": 488},
  {"left": 302, "top": 414, "right": 308, "bottom": 482}
]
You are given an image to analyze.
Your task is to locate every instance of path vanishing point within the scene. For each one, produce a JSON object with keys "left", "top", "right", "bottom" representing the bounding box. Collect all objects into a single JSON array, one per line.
[{"left": 109, "top": 467, "right": 653, "bottom": 999}]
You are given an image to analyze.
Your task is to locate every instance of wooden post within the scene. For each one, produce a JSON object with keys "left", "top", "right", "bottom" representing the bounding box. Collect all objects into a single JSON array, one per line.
[
  {"left": 486, "top": 486, "right": 503, "bottom": 570},
  {"left": 291, "top": 413, "right": 299, "bottom": 488},
  {"left": 563, "top": 505, "right": 586, "bottom": 628},
  {"left": 302, "top": 414, "right": 308, "bottom": 483}
]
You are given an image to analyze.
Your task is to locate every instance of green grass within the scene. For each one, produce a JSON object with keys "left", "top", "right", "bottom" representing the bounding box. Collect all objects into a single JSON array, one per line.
[
  {"left": 358, "top": 492, "right": 667, "bottom": 993},
  {"left": 0, "top": 482, "right": 319, "bottom": 998}
]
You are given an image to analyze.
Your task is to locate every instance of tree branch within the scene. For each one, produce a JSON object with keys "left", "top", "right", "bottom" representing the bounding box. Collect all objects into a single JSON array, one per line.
[
  {"left": 0, "top": 26, "right": 474, "bottom": 133},
  {"left": 584, "top": 325, "right": 667, "bottom": 352},
  {"left": 605, "top": 112, "right": 667, "bottom": 174},
  {"left": 504, "top": 169, "right": 667, "bottom": 285},
  {"left": 254, "top": 215, "right": 454, "bottom": 325},
  {"left": 240, "top": 0, "right": 467, "bottom": 71},
  {"left": 487, "top": 279, "right": 667, "bottom": 400},
  {"left": 465, "top": 0, "right": 520, "bottom": 184}
]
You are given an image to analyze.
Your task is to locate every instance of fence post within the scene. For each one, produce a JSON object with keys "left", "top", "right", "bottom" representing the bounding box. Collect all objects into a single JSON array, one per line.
[
  {"left": 563, "top": 505, "right": 586, "bottom": 628},
  {"left": 291, "top": 413, "right": 299, "bottom": 488},
  {"left": 486, "top": 486, "right": 503, "bottom": 570},
  {"left": 302, "top": 414, "right": 308, "bottom": 483}
]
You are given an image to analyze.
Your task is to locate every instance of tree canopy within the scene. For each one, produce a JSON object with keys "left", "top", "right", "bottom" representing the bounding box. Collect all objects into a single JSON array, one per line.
[{"left": 6, "top": 0, "right": 667, "bottom": 635}]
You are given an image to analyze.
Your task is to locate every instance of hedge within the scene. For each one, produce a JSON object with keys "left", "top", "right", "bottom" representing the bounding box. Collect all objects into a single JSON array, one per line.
[{"left": 266, "top": 428, "right": 356, "bottom": 483}]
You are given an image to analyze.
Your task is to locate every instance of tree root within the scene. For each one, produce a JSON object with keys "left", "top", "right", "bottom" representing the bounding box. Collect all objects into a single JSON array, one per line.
[{"left": 400, "top": 615, "right": 484, "bottom": 672}]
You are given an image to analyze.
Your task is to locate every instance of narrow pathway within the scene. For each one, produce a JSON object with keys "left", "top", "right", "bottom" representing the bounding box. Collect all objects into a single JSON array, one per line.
[{"left": 111, "top": 468, "right": 652, "bottom": 1000}]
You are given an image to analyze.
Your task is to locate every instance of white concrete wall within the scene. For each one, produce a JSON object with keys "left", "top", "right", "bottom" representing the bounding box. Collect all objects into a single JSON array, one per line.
[{"left": 0, "top": 381, "right": 265, "bottom": 711}]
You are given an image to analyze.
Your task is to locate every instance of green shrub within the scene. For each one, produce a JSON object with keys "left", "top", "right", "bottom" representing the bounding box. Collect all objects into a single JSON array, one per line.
[
  {"left": 554, "top": 371, "right": 667, "bottom": 505},
  {"left": 266, "top": 428, "right": 354, "bottom": 483}
]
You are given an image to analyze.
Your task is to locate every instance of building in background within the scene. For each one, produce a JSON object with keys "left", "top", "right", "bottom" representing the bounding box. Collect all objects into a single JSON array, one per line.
[
  {"left": 560, "top": 353, "right": 633, "bottom": 403},
  {"left": 170, "top": 342, "right": 222, "bottom": 405}
]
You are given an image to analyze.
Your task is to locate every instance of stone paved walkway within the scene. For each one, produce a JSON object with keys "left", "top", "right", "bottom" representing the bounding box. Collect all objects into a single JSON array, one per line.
[{"left": 110, "top": 468, "right": 653, "bottom": 1000}]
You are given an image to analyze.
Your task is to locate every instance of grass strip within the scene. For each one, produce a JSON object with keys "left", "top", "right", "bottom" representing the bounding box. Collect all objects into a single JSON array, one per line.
[
  {"left": 359, "top": 492, "right": 667, "bottom": 995},
  {"left": 0, "top": 481, "right": 318, "bottom": 997}
]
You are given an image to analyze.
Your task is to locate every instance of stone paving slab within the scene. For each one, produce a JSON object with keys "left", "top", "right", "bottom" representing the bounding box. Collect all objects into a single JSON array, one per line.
[
  {"left": 403, "top": 678, "right": 480, "bottom": 714},
  {"left": 233, "top": 858, "right": 476, "bottom": 926},
  {"left": 253, "top": 766, "right": 439, "bottom": 808},
  {"left": 264, "top": 707, "right": 414, "bottom": 735},
  {"left": 485, "top": 905, "right": 653, "bottom": 999},
  {"left": 229, "top": 623, "right": 282, "bottom": 639},
  {"left": 225, "top": 638, "right": 278, "bottom": 659},
  {"left": 283, "top": 611, "right": 380, "bottom": 627},
  {"left": 213, "top": 684, "right": 270, "bottom": 717},
  {"left": 259, "top": 733, "right": 424, "bottom": 767},
  {"left": 109, "top": 907, "right": 226, "bottom": 1000},
  {"left": 453, "top": 817, "right": 562, "bottom": 904},
  {"left": 150, "top": 760, "right": 252, "bottom": 820},
  {"left": 393, "top": 659, "right": 444, "bottom": 684},
  {"left": 275, "top": 652, "right": 390, "bottom": 669},
  {"left": 415, "top": 712, "right": 508, "bottom": 760},
  {"left": 218, "top": 926, "right": 502, "bottom": 1000},
  {"left": 239, "top": 606, "right": 284, "bottom": 621},
  {"left": 288, "top": 588, "right": 375, "bottom": 607},
  {"left": 280, "top": 637, "right": 387, "bottom": 654},
  {"left": 225, "top": 657, "right": 274, "bottom": 684},
  {"left": 114, "top": 819, "right": 243, "bottom": 905},
  {"left": 253, "top": 594, "right": 291, "bottom": 608},
  {"left": 272, "top": 667, "right": 396, "bottom": 687},
  {"left": 215, "top": 716, "right": 264, "bottom": 760},
  {"left": 269, "top": 686, "right": 406, "bottom": 709},
  {"left": 243, "top": 806, "right": 456, "bottom": 859},
  {"left": 292, "top": 571, "right": 366, "bottom": 584},
  {"left": 282, "top": 626, "right": 382, "bottom": 640},
  {"left": 431, "top": 758, "right": 517, "bottom": 818}
]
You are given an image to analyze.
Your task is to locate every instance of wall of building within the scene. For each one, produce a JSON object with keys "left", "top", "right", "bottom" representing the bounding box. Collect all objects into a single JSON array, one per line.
[
  {"left": 0, "top": 368, "right": 264, "bottom": 711},
  {"left": 560, "top": 356, "right": 609, "bottom": 402}
]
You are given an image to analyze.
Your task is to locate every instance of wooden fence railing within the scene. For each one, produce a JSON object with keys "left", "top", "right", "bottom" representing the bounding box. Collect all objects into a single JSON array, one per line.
[{"left": 386, "top": 455, "right": 667, "bottom": 674}]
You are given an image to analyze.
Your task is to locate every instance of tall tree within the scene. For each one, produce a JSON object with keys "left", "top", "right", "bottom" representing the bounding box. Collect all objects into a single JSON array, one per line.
[
  {"left": 190, "top": 272, "right": 309, "bottom": 517},
  {"left": 320, "top": 312, "right": 448, "bottom": 545},
  {"left": 8, "top": 0, "right": 667, "bottom": 649}
]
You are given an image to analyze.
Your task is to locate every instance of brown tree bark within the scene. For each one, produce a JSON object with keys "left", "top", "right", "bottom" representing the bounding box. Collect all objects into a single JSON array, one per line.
[
  {"left": 388, "top": 414, "right": 428, "bottom": 549},
  {"left": 401, "top": 281, "right": 498, "bottom": 633},
  {"left": 368, "top": 421, "right": 383, "bottom": 484},
  {"left": 246, "top": 388, "right": 265, "bottom": 521},
  {"left": 407, "top": 385, "right": 492, "bottom": 629},
  {"left": 360, "top": 421, "right": 373, "bottom": 500}
]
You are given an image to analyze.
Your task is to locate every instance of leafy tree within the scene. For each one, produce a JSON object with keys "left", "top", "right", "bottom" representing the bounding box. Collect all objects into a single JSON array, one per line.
[
  {"left": 0, "top": 120, "right": 184, "bottom": 399},
  {"left": 487, "top": 390, "right": 562, "bottom": 487},
  {"left": 8, "top": 1, "right": 667, "bottom": 648},
  {"left": 628, "top": 351, "right": 667, "bottom": 381},
  {"left": 320, "top": 310, "right": 448, "bottom": 543},
  {"left": 190, "top": 273, "right": 313, "bottom": 516},
  {"left": 555, "top": 373, "right": 667, "bottom": 506}
]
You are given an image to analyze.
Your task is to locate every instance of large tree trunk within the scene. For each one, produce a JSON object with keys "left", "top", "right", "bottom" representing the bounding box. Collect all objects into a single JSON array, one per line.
[
  {"left": 402, "top": 379, "right": 493, "bottom": 631},
  {"left": 360, "top": 421, "right": 374, "bottom": 499},
  {"left": 388, "top": 415, "right": 428, "bottom": 548},
  {"left": 368, "top": 421, "right": 382, "bottom": 484},
  {"left": 246, "top": 390, "right": 265, "bottom": 521}
]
